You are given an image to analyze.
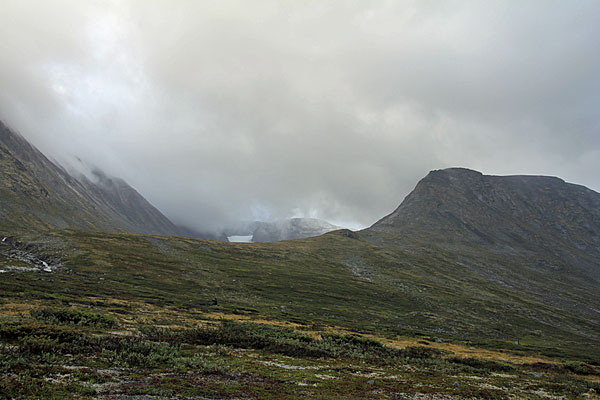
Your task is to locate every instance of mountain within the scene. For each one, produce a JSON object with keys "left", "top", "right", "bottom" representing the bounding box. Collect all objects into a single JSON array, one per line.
[
  {"left": 0, "top": 120, "right": 180, "bottom": 235},
  {"left": 2, "top": 166, "right": 600, "bottom": 396},
  {"left": 361, "top": 167, "right": 600, "bottom": 334},
  {"left": 225, "top": 218, "right": 341, "bottom": 242},
  {"left": 366, "top": 167, "right": 600, "bottom": 277},
  {"left": 251, "top": 218, "right": 341, "bottom": 242},
  {"left": 0, "top": 120, "right": 342, "bottom": 241},
  {"left": 369, "top": 167, "right": 600, "bottom": 250}
]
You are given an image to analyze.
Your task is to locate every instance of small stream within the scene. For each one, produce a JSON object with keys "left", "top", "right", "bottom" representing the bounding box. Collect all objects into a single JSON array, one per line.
[{"left": 0, "top": 236, "right": 61, "bottom": 273}]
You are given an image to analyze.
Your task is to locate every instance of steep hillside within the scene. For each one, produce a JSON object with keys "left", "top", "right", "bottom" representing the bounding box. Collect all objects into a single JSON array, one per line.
[
  {"left": 366, "top": 168, "right": 600, "bottom": 280},
  {"left": 362, "top": 167, "right": 600, "bottom": 336},
  {"left": 3, "top": 229, "right": 599, "bottom": 399},
  {"left": 368, "top": 168, "right": 600, "bottom": 253},
  {"left": 0, "top": 120, "right": 180, "bottom": 235}
]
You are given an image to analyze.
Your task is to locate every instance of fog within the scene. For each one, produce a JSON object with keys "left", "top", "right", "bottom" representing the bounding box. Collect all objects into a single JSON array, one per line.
[{"left": 1, "top": 1, "right": 599, "bottom": 232}]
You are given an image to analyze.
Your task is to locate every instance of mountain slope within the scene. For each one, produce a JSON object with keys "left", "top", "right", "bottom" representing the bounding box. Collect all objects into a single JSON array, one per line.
[
  {"left": 366, "top": 168, "right": 600, "bottom": 277},
  {"left": 0, "top": 120, "right": 180, "bottom": 235},
  {"left": 1, "top": 166, "right": 599, "bottom": 366},
  {"left": 361, "top": 168, "right": 600, "bottom": 332},
  {"left": 369, "top": 167, "right": 600, "bottom": 251},
  {"left": 2, "top": 169, "right": 599, "bottom": 400}
]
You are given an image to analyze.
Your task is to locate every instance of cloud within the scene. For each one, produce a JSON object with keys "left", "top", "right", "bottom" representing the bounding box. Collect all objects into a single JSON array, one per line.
[{"left": 1, "top": 0, "right": 599, "bottom": 232}]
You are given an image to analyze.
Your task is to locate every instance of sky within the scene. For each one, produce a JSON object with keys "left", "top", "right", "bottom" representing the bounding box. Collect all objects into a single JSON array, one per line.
[{"left": 1, "top": 1, "right": 599, "bottom": 232}]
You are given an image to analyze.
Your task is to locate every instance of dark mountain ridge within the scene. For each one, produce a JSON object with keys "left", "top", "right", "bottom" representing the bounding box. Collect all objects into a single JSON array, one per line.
[
  {"left": 367, "top": 169, "right": 600, "bottom": 278},
  {"left": 0, "top": 120, "right": 181, "bottom": 235},
  {"left": 369, "top": 168, "right": 600, "bottom": 252}
]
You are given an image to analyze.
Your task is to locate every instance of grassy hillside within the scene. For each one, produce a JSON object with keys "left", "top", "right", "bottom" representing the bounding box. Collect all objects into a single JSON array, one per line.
[
  {"left": 1, "top": 229, "right": 599, "bottom": 398},
  {"left": 2, "top": 229, "right": 599, "bottom": 356}
]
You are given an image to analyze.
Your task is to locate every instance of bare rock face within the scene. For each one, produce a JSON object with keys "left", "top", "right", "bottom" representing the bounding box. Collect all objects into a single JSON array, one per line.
[
  {"left": 369, "top": 168, "right": 600, "bottom": 247},
  {"left": 0, "top": 120, "right": 181, "bottom": 236},
  {"left": 365, "top": 167, "right": 600, "bottom": 279}
]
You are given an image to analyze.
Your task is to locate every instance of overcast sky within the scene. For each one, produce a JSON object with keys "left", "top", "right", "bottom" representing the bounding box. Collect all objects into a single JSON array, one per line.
[{"left": 1, "top": 1, "right": 599, "bottom": 231}]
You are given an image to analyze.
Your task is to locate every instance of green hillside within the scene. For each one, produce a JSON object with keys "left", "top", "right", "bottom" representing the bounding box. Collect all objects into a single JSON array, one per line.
[
  {"left": 1, "top": 229, "right": 599, "bottom": 398},
  {"left": 1, "top": 126, "right": 599, "bottom": 398},
  {"left": 2, "top": 228, "right": 599, "bottom": 357}
]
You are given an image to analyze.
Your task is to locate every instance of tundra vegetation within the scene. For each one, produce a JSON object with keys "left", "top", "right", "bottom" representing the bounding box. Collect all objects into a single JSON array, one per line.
[{"left": 1, "top": 229, "right": 599, "bottom": 399}]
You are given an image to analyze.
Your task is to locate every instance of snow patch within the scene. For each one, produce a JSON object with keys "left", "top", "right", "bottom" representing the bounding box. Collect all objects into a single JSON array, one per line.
[
  {"left": 228, "top": 235, "right": 253, "bottom": 243},
  {"left": 41, "top": 261, "right": 52, "bottom": 272}
]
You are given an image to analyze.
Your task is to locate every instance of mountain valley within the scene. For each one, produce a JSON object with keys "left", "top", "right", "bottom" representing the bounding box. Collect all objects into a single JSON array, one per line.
[{"left": 0, "top": 127, "right": 599, "bottom": 399}]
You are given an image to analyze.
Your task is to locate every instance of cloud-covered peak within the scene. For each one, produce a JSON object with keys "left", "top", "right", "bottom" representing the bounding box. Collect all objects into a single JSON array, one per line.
[{"left": 1, "top": 1, "right": 599, "bottom": 234}]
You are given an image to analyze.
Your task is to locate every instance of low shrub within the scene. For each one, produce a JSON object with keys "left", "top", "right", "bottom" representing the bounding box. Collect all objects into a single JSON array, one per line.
[
  {"left": 447, "top": 357, "right": 515, "bottom": 372},
  {"left": 399, "top": 345, "right": 447, "bottom": 359},
  {"left": 30, "top": 308, "right": 116, "bottom": 328},
  {"left": 0, "top": 320, "right": 79, "bottom": 343},
  {"left": 141, "top": 321, "right": 446, "bottom": 363},
  {"left": 563, "top": 361, "right": 598, "bottom": 375},
  {"left": 19, "top": 335, "right": 60, "bottom": 355}
]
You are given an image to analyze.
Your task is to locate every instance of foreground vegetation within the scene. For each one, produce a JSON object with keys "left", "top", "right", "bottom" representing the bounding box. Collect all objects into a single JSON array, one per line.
[
  {"left": 1, "top": 228, "right": 599, "bottom": 398},
  {"left": 1, "top": 310, "right": 599, "bottom": 399}
]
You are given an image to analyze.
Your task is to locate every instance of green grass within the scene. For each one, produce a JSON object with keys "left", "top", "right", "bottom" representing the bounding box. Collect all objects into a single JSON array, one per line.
[{"left": 0, "top": 228, "right": 599, "bottom": 398}]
